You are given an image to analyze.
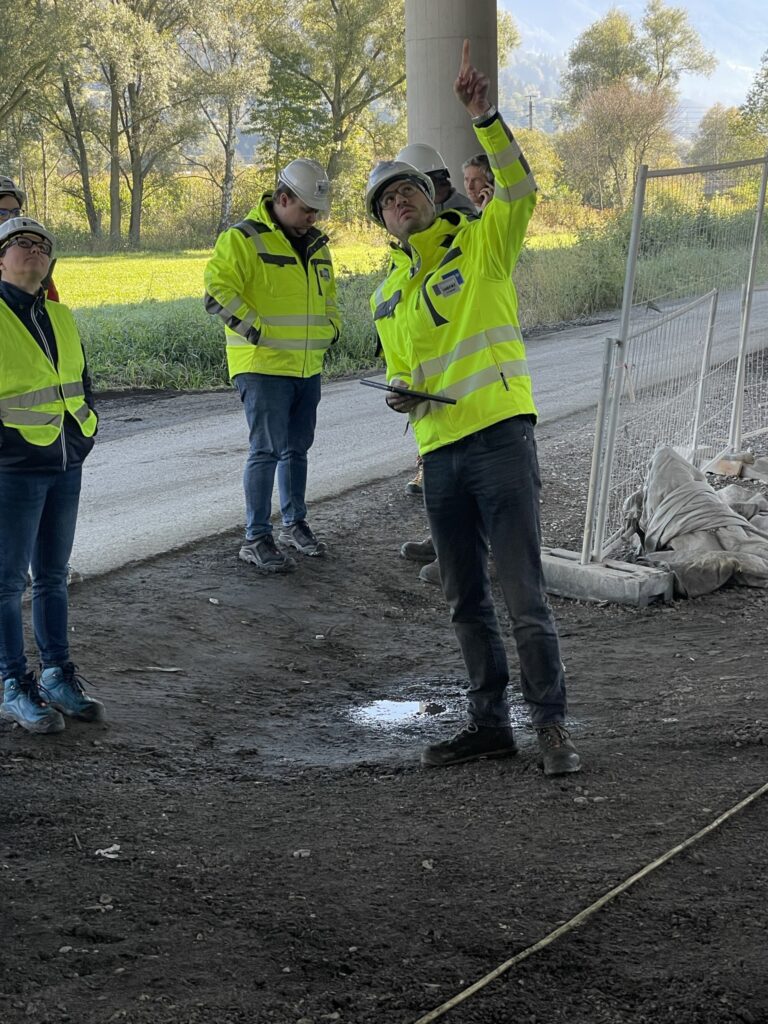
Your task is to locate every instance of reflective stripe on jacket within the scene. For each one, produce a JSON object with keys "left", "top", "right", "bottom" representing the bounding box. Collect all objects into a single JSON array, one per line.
[
  {"left": 370, "top": 113, "right": 538, "bottom": 455},
  {"left": 204, "top": 194, "right": 340, "bottom": 379},
  {"left": 0, "top": 299, "right": 97, "bottom": 447}
]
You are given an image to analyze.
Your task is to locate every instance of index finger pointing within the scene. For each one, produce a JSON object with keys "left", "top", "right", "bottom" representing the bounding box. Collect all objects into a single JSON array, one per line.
[{"left": 461, "top": 38, "right": 470, "bottom": 70}]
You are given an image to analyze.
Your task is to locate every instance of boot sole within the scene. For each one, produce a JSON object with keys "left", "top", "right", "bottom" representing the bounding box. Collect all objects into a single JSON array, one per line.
[
  {"left": 50, "top": 703, "right": 106, "bottom": 723},
  {"left": 0, "top": 708, "right": 65, "bottom": 734},
  {"left": 278, "top": 539, "right": 327, "bottom": 557},
  {"left": 421, "top": 747, "right": 518, "bottom": 768},
  {"left": 239, "top": 550, "right": 296, "bottom": 573},
  {"left": 542, "top": 759, "right": 581, "bottom": 776}
]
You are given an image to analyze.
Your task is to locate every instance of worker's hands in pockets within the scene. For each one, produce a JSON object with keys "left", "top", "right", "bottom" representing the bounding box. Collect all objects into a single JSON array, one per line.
[{"left": 454, "top": 39, "right": 491, "bottom": 118}]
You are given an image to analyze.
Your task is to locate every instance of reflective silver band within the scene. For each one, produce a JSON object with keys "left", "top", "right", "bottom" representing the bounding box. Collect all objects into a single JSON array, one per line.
[
  {"left": 410, "top": 359, "right": 529, "bottom": 413},
  {"left": 411, "top": 325, "right": 524, "bottom": 385},
  {"left": 227, "top": 337, "right": 331, "bottom": 351},
  {"left": 494, "top": 174, "right": 536, "bottom": 203},
  {"left": 0, "top": 408, "right": 63, "bottom": 426},
  {"left": 261, "top": 314, "right": 331, "bottom": 327}
]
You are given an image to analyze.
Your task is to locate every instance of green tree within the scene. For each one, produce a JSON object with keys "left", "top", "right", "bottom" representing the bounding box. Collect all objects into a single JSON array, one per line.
[
  {"left": 90, "top": 0, "right": 203, "bottom": 246},
  {"left": 563, "top": 8, "right": 647, "bottom": 110},
  {"left": 742, "top": 49, "right": 768, "bottom": 137},
  {"left": 688, "top": 104, "right": 765, "bottom": 166},
  {"left": 245, "top": 60, "right": 331, "bottom": 187},
  {"left": 558, "top": 82, "right": 675, "bottom": 209},
  {"left": 640, "top": 0, "right": 716, "bottom": 89},
  {"left": 263, "top": 0, "right": 406, "bottom": 182},
  {"left": 180, "top": 0, "right": 273, "bottom": 234}
]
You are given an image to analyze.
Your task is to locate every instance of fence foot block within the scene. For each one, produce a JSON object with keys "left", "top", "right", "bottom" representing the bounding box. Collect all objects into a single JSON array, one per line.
[
  {"left": 542, "top": 548, "right": 674, "bottom": 607},
  {"left": 742, "top": 456, "right": 768, "bottom": 483}
]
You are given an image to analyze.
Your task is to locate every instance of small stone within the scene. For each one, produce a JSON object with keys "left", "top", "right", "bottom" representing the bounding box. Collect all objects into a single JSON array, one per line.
[
  {"left": 292, "top": 849, "right": 311, "bottom": 859},
  {"left": 58, "top": 946, "right": 73, "bottom": 954},
  {"left": 421, "top": 859, "right": 434, "bottom": 870},
  {"left": 573, "top": 796, "right": 589, "bottom": 807}
]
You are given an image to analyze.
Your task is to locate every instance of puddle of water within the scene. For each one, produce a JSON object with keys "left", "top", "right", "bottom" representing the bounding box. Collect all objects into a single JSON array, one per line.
[
  {"left": 348, "top": 698, "right": 532, "bottom": 730},
  {"left": 349, "top": 699, "right": 450, "bottom": 727}
]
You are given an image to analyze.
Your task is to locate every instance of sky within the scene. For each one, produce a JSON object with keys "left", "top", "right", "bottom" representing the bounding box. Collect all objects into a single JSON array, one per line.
[{"left": 500, "top": 0, "right": 766, "bottom": 115}]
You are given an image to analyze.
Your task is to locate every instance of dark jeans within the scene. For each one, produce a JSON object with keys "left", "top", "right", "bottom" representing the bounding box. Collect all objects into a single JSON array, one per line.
[
  {"left": 423, "top": 416, "right": 567, "bottom": 728},
  {"left": 235, "top": 372, "right": 321, "bottom": 540},
  {"left": 0, "top": 465, "right": 82, "bottom": 680}
]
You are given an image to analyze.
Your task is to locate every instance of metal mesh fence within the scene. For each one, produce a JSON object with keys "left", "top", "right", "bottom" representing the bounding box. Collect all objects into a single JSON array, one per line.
[{"left": 584, "top": 156, "right": 768, "bottom": 560}]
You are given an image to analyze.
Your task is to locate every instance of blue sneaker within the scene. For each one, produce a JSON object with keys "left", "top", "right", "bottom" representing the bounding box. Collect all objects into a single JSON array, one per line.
[
  {"left": 40, "top": 664, "right": 106, "bottom": 723},
  {"left": 1, "top": 672, "right": 65, "bottom": 734}
]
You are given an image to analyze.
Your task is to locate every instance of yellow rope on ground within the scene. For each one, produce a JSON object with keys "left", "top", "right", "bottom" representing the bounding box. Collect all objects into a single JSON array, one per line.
[{"left": 411, "top": 779, "right": 768, "bottom": 1024}]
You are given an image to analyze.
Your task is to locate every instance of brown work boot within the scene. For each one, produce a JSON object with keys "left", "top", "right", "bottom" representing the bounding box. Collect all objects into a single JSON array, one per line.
[
  {"left": 418, "top": 559, "right": 441, "bottom": 586},
  {"left": 400, "top": 536, "right": 435, "bottom": 562},
  {"left": 536, "top": 723, "right": 581, "bottom": 776},
  {"left": 405, "top": 460, "right": 423, "bottom": 495}
]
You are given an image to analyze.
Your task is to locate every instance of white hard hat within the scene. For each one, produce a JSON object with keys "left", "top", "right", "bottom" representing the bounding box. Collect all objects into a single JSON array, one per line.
[
  {"left": 0, "top": 175, "right": 26, "bottom": 207},
  {"left": 0, "top": 216, "right": 55, "bottom": 254},
  {"left": 277, "top": 159, "right": 331, "bottom": 212},
  {"left": 395, "top": 144, "right": 448, "bottom": 175},
  {"left": 365, "top": 160, "right": 435, "bottom": 227}
]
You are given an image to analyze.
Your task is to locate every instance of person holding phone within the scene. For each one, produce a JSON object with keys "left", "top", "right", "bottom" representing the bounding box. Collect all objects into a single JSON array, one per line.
[
  {"left": 365, "top": 41, "right": 580, "bottom": 776},
  {"left": 462, "top": 153, "right": 495, "bottom": 213}
]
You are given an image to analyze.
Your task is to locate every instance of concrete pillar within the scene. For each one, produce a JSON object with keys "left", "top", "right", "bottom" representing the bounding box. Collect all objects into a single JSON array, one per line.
[{"left": 405, "top": 0, "right": 497, "bottom": 193}]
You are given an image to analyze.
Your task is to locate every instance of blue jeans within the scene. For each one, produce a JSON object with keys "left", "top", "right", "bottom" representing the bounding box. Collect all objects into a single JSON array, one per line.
[
  {"left": 235, "top": 373, "right": 321, "bottom": 540},
  {"left": 0, "top": 466, "right": 82, "bottom": 680},
  {"left": 423, "top": 417, "right": 567, "bottom": 728}
]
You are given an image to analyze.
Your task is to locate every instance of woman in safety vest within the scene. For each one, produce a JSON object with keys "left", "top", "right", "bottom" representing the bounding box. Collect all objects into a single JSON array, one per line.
[{"left": 0, "top": 216, "right": 104, "bottom": 734}]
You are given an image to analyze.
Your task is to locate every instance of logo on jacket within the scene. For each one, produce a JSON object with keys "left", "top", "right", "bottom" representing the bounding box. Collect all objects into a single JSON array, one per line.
[
  {"left": 433, "top": 268, "right": 464, "bottom": 298},
  {"left": 318, "top": 266, "right": 331, "bottom": 281}
]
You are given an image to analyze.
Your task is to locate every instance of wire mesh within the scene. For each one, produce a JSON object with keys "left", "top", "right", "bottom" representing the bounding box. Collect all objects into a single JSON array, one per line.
[{"left": 589, "top": 157, "right": 768, "bottom": 557}]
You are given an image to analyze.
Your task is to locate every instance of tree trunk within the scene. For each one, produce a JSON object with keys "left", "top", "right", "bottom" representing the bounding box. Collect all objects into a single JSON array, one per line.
[
  {"left": 217, "top": 106, "right": 236, "bottom": 236},
  {"left": 127, "top": 82, "right": 142, "bottom": 248},
  {"left": 61, "top": 75, "right": 101, "bottom": 238},
  {"left": 109, "top": 66, "right": 121, "bottom": 245}
]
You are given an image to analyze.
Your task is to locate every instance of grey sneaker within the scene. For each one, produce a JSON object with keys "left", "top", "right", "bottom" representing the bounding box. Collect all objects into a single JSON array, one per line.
[
  {"left": 239, "top": 534, "right": 297, "bottom": 573},
  {"left": 418, "top": 559, "right": 441, "bottom": 586},
  {"left": 536, "top": 723, "right": 581, "bottom": 775},
  {"left": 278, "top": 521, "right": 327, "bottom": 557},
  {"left": 400, "top": 536, "right": 436, "bottom": 562},
  {"left": 1, "top": 672, "right": 65, "bottom": 734}
]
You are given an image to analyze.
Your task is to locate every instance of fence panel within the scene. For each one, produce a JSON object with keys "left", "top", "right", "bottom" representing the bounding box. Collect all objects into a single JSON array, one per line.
[{"left": 584, "top": 156, "right": 768, "bottom": 561}]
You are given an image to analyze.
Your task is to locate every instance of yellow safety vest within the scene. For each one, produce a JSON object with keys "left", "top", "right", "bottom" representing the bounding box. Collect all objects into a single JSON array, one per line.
[
  {"left": 371, "top": 115, "right": 538, "bottom": 455},
  {"left": 0, "top": 298, "right": 97, "bottom": 447},
  {"left": 204, "top": 194, "right": 340, "bottom": 379}
]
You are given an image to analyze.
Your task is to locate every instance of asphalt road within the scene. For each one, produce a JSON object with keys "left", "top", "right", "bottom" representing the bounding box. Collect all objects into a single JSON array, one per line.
[{"left": 71, "top": 316, "right": 619, "bottom": 577}]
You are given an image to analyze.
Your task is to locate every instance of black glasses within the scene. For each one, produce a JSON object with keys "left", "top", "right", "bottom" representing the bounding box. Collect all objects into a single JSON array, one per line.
[
  {"left": 4, "top": 236, "right": 52, "bottom": 256},
  {"left": 0, "top": 207, "right": 23, "bottom": 219}
]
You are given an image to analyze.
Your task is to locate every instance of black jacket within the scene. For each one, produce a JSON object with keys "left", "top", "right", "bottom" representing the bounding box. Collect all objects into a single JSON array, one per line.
[{"left": 0, "top": 281, "right": 96, "bottom": 472}]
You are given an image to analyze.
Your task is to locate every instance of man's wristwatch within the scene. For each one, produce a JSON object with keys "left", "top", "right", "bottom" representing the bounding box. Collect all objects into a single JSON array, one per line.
[{"left": 471, "top": 104, "right": 497, "bottom": 124}]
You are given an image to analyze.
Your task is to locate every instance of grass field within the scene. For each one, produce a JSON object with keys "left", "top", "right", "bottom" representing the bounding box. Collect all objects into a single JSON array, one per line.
[
  {"left": 57, "top": 234, "right": 631, "bottom": 391},
  {"left": 56, "top": 245, "right": 389, "bottom": 309}
]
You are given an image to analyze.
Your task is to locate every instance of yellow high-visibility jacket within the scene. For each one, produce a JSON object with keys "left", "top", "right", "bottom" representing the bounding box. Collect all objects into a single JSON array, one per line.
[
  {"left": 0, "top": 298, "right": 97, "bottom": 448},
  {"left": 371, "top": 113, "right": 538, "bottom": 455},
  {"left": 204, "top": 195, "right": 340, "bottom": 379}
]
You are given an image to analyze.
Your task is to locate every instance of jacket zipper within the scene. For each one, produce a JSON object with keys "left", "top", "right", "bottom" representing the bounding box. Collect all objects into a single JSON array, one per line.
[{"left": 30, "top": 301, "right": 67, "bottom": 470}]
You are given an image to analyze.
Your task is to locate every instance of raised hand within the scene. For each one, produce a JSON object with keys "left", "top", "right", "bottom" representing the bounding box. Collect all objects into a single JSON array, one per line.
[{"left": 453, "top": 39, "right": 491, "bottom": 118}]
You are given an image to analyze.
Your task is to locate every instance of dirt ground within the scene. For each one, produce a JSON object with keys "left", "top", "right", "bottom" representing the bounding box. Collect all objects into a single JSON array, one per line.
[{"left": 1, "top": 404, "right": 767, "bottom": 1024}]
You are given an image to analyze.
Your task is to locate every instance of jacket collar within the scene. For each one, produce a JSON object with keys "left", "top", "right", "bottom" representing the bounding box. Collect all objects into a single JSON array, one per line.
[
  {"left": 0, "top": 279, "right": 44, "bottom": 311},
  {"left": 387, "top": 209, "right": 467, "bottom": 277},
  {"left": 250, "top": 193, "right": 329, "bottom": 251}
]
